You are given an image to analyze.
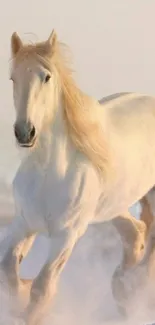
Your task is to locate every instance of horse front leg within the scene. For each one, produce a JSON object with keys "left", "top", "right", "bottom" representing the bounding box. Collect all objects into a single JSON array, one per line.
[
  {"left": 0, "top": 216, "right": 33, "bottom": 292},
  {"left": 18, "top": 234, "right": 36, "bottom": 264},
  {"left": 23, "top": 224, "right": 88, "bottom": 325}
]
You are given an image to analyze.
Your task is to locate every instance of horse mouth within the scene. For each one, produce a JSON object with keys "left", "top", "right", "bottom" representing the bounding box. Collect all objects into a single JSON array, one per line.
[{"left": 18, "top": 137, "right": 36, "bottom": 148}]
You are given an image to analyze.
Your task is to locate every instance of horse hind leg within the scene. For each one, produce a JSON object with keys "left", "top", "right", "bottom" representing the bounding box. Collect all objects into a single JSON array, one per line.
[
  {"left": 112, "top": 211, "right": 147, "bottom": 269},
  {"left": 138, "top": 188, "right": 155, "bottom": 270},
  {"left": 111, "top": 191, "right": 155, "bottom": 316},
  {"left": 139, "top": 187, "right": 155, "bottom": 236},
  {"left": 134, "top": 188, "right": 155, "bottom": 267},
  {"left": 111, "top": 210, "right": 148, "bottom": 317},
  {"left": 112, "top": 188, "right": 155, "bottom": 272}
]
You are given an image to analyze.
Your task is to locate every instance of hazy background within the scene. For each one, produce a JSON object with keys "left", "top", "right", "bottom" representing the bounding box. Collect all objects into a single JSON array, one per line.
[{"left": 0, "top": 1, "right": 155, "bottom": 324}]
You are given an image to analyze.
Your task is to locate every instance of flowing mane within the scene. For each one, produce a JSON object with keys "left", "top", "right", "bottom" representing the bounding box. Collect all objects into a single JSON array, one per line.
[{"left": 11, "top": 36, "right": 111, "bottom": 177}]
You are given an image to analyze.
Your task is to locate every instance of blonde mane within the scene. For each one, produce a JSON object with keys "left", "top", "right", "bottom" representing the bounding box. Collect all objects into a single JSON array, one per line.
[{"left": 11, "top": 36, "right": 111, "bottom": 178}]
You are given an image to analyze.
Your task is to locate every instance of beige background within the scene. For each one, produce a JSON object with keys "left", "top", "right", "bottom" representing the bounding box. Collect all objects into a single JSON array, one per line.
[{"left": 0, "top": 0, "right": 155, "bottom": 180}]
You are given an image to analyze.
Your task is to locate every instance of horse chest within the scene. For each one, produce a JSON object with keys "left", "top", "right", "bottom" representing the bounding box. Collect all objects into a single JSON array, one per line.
[{"left": 13, "top": 162, "right": 101, "bottom": 233}]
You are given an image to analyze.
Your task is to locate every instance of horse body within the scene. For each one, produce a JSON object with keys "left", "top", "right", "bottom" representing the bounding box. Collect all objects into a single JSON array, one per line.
[
  {"left": 96, "top": 93, "right": 155, "bottom": 220},
  {"left": 14, "top": 92, "right": 155, "bottom": 236},
  {"left": 1, "top": 30, "right": 155, "bottom": 324}
]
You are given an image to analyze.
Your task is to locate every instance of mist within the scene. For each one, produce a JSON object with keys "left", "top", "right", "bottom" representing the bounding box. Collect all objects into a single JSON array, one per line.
[{"left": 0, "top": 187, "right": 155, "bottom": 325}]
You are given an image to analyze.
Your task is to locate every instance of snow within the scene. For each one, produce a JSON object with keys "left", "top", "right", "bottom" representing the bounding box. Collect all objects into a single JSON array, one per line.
[{"left": 0, "top": 184, "right": 154, "bottom": 325}]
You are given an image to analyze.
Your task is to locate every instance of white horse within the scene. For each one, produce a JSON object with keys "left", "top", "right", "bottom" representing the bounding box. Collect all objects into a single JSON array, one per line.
[{"left": 2, "top": 29, "right": 155, "bottom": 324}]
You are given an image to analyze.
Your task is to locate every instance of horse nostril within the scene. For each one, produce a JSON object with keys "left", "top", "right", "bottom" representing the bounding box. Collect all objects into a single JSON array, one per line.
[
  {"left": 14, "top": 124, "right": 21, "bottom": 140},
  {"left": 14, "top": 126, "right": 19, "bottom": 139},
  {"left": 14, "top": 121, "right": 36, "bottom": 145},
  {"left": 30, "top": 125, "right": 35, "bottom": 140}
]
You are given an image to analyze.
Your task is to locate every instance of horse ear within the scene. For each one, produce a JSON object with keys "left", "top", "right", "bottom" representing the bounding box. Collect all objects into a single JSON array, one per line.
[
  {"left": 47, "top": 29, "right": 58, "bottom": 53},
  {"left": 11, "top": 32, "right": 23, "bottom": 56}
]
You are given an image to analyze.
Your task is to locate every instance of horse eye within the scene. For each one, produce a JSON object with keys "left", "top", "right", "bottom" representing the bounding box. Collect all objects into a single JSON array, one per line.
[{"left": 44, "top": 74, "right": 51, "bottom": 83}]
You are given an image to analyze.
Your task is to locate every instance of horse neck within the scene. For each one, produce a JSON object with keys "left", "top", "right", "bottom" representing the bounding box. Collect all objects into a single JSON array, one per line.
[
  {"left": 34, "top": 96, "right": 77, "bottom": 176},
  {"left": 53, "top": 99, "right": 78, "bottom": 175}
]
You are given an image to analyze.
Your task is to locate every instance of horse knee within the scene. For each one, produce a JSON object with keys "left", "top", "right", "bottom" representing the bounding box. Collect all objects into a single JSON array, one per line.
[{"left": 21, "top": 234, "right": 36, "bottom": 260}]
